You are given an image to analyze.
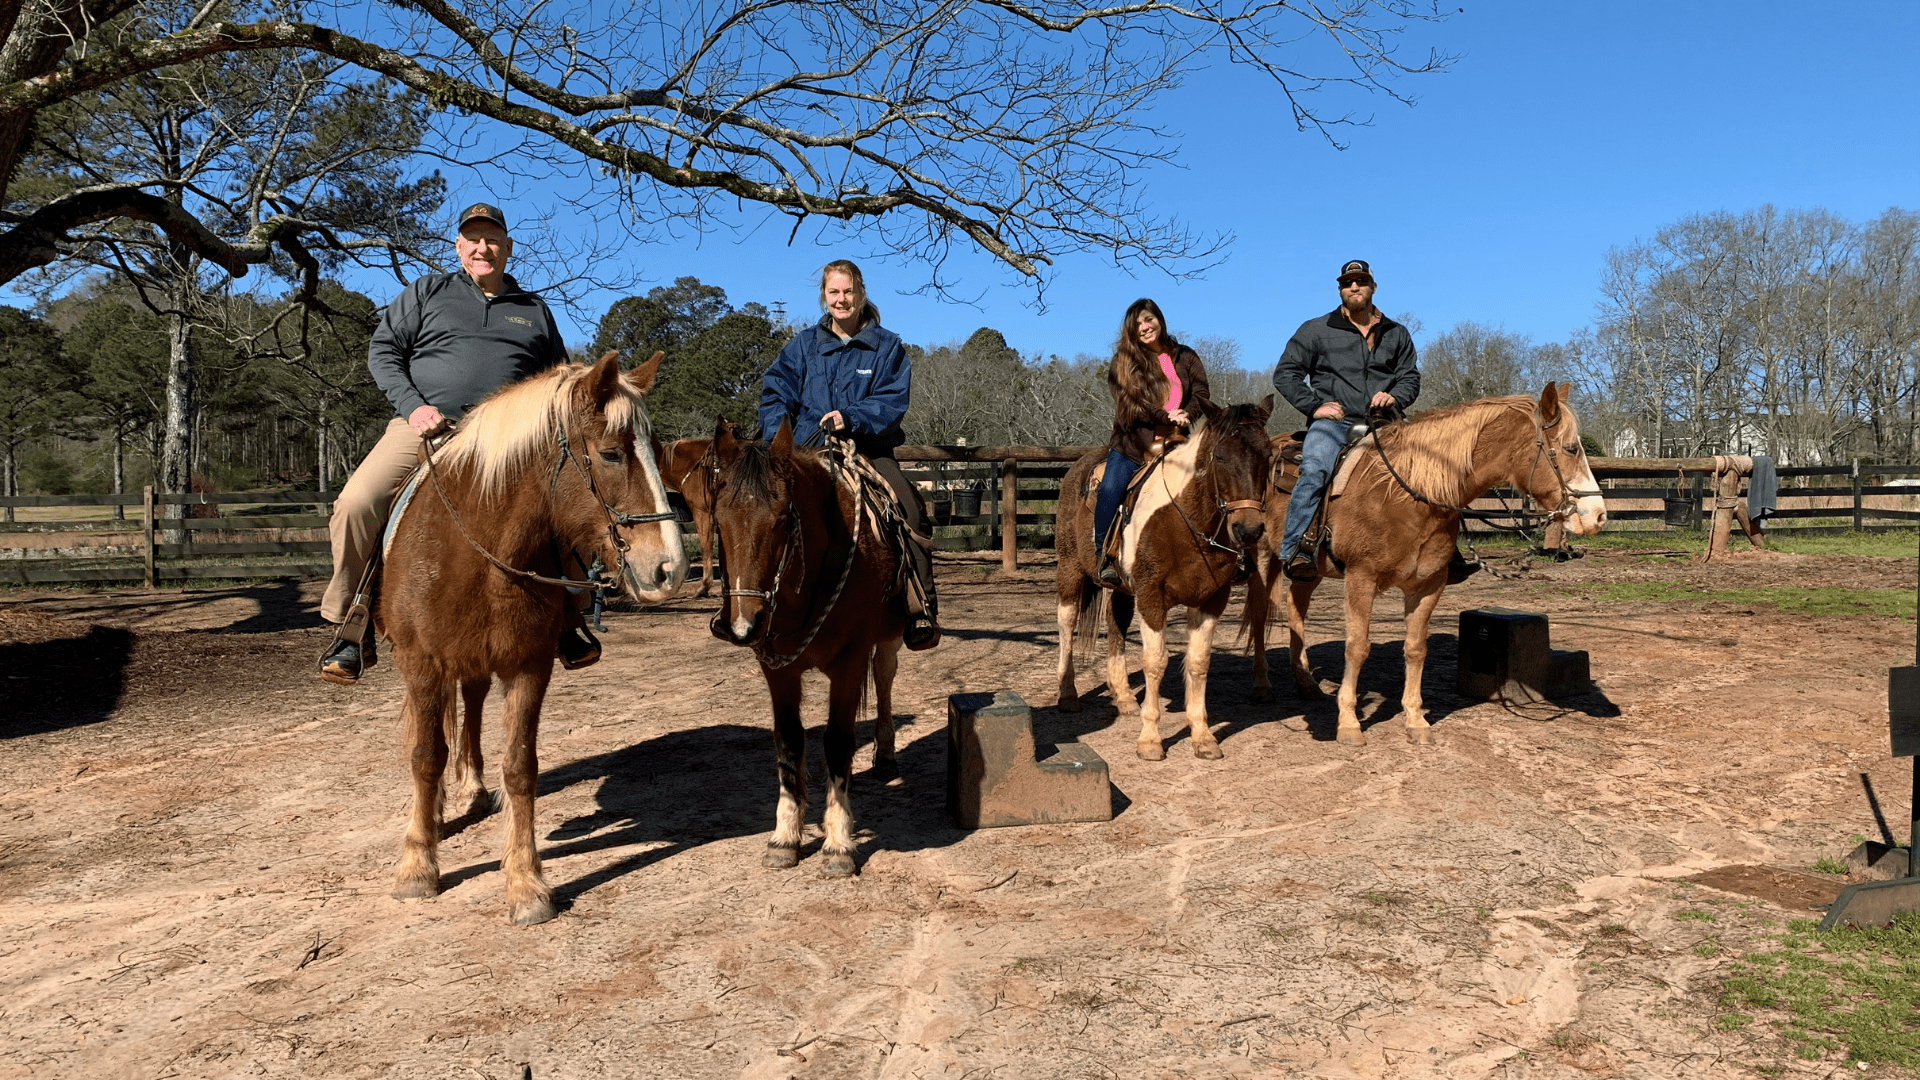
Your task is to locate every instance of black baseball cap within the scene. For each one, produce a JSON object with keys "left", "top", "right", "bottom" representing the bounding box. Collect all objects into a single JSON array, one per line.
[
  {"left": 457, "top": 201, "right": 508, "bottom": 231},
  {"left": 1337, "top": 259, "right": 1374, "bottom": 283}
]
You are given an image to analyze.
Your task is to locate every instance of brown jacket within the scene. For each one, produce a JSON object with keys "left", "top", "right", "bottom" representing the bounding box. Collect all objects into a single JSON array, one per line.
[{"left": 1107, "top": 344, "right": 1212, "bottom": 462}]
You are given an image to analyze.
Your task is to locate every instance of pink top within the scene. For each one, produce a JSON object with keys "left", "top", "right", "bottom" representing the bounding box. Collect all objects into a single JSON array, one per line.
[{"left": 1157, "top": 352, "right": 1182, "bottom": 412}]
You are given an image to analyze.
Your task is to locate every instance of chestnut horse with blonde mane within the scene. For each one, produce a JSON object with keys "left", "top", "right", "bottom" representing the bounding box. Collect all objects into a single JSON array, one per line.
[
  {"left": 1056, "top": 399, "right": 1273, "bottom": 760},
  {"left": 379, "top": 352, "right": 687, "bottom": 925},
  {"left": 704, "top": 421, "right": 912, "bottom": 876},
  {"left": 1247, "top": 384, "right": 1607, "bottom": 745}
]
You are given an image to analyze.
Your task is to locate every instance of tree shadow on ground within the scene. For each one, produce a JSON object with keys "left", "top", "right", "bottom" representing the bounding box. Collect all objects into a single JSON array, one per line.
[{"left": 0, "top": 626, "right": 134, "bottom": 738}]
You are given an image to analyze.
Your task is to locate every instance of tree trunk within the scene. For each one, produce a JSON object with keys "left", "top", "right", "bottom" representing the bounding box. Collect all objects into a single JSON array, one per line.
[
  {"left": 160, "top": 308, "right": 194, "bottom": 543},
  {"left": 113, "top": 428, "right": 125, "bottom": 521},
  {"left": 317, "top": 399, "right": 331, "bottom": 493}
]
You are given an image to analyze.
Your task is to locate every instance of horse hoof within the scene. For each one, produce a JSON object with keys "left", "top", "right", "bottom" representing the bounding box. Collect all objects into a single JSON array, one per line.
[
  {"left": 1192, "top": 742, "right": 1225, "bottom": 760},
  {"left": 1408, "top": 727, "right": 1434, "bottom": 746},
  {"left": 1294, "top": 681, "right": 1325, "bottom": 701},
  {"left": 391, "top": 873, "right": 439, "bottom": 900},
  {"left": 763, "top": 843, "right": 800, "bottom": 870},
  {"left": 869, "top": 755, "right": 899, "bottom": 780},
  {"left": 820, "top": 851, "right": 857, "bottom": 878},
  {"left": 1252, "top": 686, "right": 1275, "bottom": 704},
  {"left": 1336, "top": 728, "right": 1366, "bottom": 746},
  {"left": 510, "top": 897, "right": 558, "bottom": 926},
  {"left": 459, "top": 789, "right": 496, "bottom": 819},
  {"left": 1058, "top": 695, "right": 1082, "bottom": 713},
  {"left": 1136, "top": 741, "right": 1166, "bottom": 761}
]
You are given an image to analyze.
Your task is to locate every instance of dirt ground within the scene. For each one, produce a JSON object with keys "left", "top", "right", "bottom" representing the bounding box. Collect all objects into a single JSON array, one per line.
[{"left": 2, "top": 546, "right": 1915, "bottom": 1080}]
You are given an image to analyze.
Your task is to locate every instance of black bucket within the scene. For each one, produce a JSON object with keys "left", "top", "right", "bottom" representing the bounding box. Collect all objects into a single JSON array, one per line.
[
  {"left": 953, "top": 488, "right": 983, "bottom": 517},
  {"left": 1663, "top": 494, "right": 1697, "bottom": 528}
]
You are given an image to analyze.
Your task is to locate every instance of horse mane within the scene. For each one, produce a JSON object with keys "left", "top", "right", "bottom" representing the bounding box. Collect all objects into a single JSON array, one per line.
[
  {"left": 435, "top": 363, "right": 653, "bottom": 497},
  {"left": 726, "top": 439, "right": 824, "bottom": 503},
  {"left": 1373, "top": 395, "right": 1538, "bottom": 506}
]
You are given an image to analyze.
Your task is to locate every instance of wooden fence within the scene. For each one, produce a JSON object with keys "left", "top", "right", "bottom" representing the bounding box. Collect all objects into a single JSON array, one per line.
[{"left": 3, "top": 454, "right": 1916, "bottom": 586}]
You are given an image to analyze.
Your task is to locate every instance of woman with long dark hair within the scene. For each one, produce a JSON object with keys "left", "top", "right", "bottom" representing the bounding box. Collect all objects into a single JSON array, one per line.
[
  {"left": 758, "top": 259, "right": 939, "bottom": 648},
  {"left": 1093, "top": 298, "right": 1212, "bottom": 586}
]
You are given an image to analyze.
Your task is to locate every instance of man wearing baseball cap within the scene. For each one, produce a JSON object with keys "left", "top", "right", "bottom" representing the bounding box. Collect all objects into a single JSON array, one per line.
[
  {"left": 319, "top": 200, "right": 582, "bottom": 683},
  {"left": 1272, "top": 259, "right": 1473, "bottom": 583}
]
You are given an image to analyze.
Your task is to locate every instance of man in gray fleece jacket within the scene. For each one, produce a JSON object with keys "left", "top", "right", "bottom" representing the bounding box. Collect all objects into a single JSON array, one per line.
[{"left": 319, "top": 201, "right": 572, "bottom": 683}]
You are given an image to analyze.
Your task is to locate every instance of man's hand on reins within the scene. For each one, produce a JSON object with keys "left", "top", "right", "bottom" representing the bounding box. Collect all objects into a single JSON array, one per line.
[{"left": 409, "top": 404, "right": 446, "bottom": 436}]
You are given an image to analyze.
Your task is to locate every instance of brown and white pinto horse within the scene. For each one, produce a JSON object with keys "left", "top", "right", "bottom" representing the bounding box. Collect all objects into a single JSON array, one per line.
[
  {"left": 1056, "top": 399, "right": 1274, "bottom": 760},
  {"left": 379, "top": 352, "right": 687, "bottom": 925},
  {"left": 705, "top": 421, "right": 909, "bottom": 876},
  {"left": 1247, "top": 384, "right": 1607, "bottom": 745}
]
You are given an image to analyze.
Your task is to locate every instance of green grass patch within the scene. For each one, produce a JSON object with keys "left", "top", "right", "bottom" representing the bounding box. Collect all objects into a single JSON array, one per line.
[
  {"left": 1571, "top": 527, "right": 1918, "bottom": 558},
  {"left": 1813, "top": 857, "right": 1850, "bottom": 876},
  {"left": 1717, "top": 912, "right": 1920, "bottom": 1066},
  {"left": 1554, "top": 581, "right": 1916, "bottom": 620},
  {"left": 1678, "top": 909, "right": 1718, "bottom": 923}
]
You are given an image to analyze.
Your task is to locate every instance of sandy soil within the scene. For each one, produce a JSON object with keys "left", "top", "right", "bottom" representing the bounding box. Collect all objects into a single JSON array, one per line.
[{"left": 1, "top": 547, "right": 1915, "bottom": 1080}]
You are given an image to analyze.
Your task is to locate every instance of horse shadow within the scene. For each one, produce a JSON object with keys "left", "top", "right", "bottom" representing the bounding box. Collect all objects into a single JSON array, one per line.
[{"left": 0, "top": 625, "right": 135, "bottom": 738}]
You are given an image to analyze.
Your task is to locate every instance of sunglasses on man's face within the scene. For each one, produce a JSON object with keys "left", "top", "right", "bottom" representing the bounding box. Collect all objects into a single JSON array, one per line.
[{"left": 1340, "top": 277, "right": 1374, "bottom": 288}]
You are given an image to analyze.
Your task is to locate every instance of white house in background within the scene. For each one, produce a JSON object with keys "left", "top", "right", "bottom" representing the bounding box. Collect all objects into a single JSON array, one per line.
[{"left": 1610, "top": 412, "right": 1833, "bottom": 465}]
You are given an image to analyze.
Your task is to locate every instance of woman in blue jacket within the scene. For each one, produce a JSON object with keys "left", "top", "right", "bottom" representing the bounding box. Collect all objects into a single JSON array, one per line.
[{"left": 758, "top": 259, "right": 938, "bottom": 649}]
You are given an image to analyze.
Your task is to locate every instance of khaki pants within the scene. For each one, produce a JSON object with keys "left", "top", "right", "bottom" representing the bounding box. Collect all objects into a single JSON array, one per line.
[{"left": 321, "top": 417, "right": 423, "bottom": 624}]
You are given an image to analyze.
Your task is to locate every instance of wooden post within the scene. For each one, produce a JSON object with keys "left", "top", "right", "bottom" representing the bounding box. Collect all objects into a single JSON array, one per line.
[
  {"left": 142, "top": 484, "right": 156, "bottom": 589},
  {"left": 1706, "top": 459, "right": 1737, "bottom": 560},
  {"left": 1853, "top": 459, "right": 1865, "bottom": 531},
  {"left": 1001, "top": 458, "right": 1019, "bottom": 571}
]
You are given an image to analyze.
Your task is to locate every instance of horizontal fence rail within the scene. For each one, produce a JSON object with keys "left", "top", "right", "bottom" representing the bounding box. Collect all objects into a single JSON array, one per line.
[{"left": 4, "top": 453, "right": 1917, "bottom": 586}]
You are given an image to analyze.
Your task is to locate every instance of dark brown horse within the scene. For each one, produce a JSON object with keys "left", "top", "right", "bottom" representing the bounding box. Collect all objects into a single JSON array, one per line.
[
  {"left": 705, "top": 421, "right": 911, "bottom": 876},
  {"left": 379, "top": 351, "right": 687, "bottom": 925},
  {"left": 1247, "top": 385, "right": 1607, "bottom": 745},
  {"left": 658, "top": 423, "right": 732, "bottom": 597},
  {"left": 1056, "top": 399, "right": 1273, "bottom": 760}
]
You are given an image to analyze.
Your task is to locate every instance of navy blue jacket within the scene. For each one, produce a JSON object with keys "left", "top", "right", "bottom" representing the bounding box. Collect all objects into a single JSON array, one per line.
[
  {"left": 1273, "top": 307, "right": 1419, "bottom": 421},
  {"left": 758, "top": 316, "right": 911, "bottom": 452}
]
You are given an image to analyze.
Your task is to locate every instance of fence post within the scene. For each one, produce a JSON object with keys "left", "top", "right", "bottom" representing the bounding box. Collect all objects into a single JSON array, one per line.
[
  {"left": 1001, "top": 458, "right": 1019, "bottom": 571},
  {"left": 142, "top": 484, "right": 156, "bottom": 589},
  {"left": 1853, "top": 458, "right": 1864, "bottom": 531}
]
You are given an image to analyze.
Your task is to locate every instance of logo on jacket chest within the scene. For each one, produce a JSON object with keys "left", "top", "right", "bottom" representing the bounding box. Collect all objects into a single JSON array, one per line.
[{"left": 505, "top": 315, "right": 533, "bottom": 327}]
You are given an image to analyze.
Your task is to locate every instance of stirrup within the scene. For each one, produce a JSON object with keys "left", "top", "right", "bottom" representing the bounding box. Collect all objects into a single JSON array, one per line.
[{"left": 1283, "top": 550, "right": 1319, "bottom": 582}]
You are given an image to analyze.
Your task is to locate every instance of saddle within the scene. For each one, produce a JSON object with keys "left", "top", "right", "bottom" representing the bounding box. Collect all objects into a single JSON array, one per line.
[
  {"left": 1270, "top": 423, "right": 1381, "bottom": 570},
  {"left": 1079, "top": 431, "right": 1178, "bottom": 561},
  {"left": 823, "top": 438, "right": 935, "bottom": 607}
]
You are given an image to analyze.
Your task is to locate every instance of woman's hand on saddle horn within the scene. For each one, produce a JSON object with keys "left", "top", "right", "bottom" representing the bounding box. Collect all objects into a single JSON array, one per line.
[
  {"left": 820, "top": 410, "right": 848, "bottom": 433},
  {"left": 1167, "top": 408, "right": 1189, "bottom": 427}
]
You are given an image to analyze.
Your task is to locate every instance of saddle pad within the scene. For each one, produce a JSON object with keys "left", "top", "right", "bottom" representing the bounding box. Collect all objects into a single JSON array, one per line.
[
  {"left": 1328, "top": 432, "right": 1378, "bottom": 500},
  {"left": 380, "top": 465, "right": 428, "bottom": 560}
]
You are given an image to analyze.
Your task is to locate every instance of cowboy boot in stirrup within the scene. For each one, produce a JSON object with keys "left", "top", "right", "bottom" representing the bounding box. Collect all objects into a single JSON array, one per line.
[{"left": 1446, "top": 548, "right": 1482, "bottom": 585}]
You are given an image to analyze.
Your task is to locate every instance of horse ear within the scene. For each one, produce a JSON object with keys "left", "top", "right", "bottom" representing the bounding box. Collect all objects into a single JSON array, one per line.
[
  {"left": 1538, "top": 382, "right": 1563, "bottom": 425},
  {"left": 586, "top": 350, "right": 622, "bottom": 407},
  {"left": 770, "top": 417, "right": 794, "bottom": 464},
  {"left": 628, "top": 350, "right": 665, "bottom": 394},
  {"left": 713, "top": 417, "right": 738, "bottom": 454},
  {"left": 1257, "top": 393, "right": 1274, "bottom": 419}
]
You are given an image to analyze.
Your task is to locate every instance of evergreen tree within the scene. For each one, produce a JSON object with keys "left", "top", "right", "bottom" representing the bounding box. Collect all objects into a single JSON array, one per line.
[{"left": 0, "top": 307, "right": 72, "bottom": 518}]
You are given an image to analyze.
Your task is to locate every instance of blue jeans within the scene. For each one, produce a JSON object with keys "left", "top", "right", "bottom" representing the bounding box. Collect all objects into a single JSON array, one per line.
[
  {"left": 1092, "top": 449, "right": 1139, "bottom": 555},
  {"left": 1279, "top": 417, "right": 1351, "bottom": 561}
]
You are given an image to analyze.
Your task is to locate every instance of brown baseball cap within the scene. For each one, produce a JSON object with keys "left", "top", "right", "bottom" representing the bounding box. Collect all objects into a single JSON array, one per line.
[
  {"left": 1337, "top": 259, "right": 1374, "bottom": 283},
  {"left": 457, "top": 201, "right": 508, "bottom": 231}
]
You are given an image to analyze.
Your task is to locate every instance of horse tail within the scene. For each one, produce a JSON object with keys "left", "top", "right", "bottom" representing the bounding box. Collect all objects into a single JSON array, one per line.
[{"left": 1075, "top": 582, "right": 1107, "bottom": 665}]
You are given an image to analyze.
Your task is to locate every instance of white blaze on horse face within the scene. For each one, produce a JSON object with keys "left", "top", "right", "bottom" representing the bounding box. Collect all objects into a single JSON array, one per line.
[
  {"left": 618, "top": 425, "right": 689, "bottom": 602},
  {"left": 1563, "top": 456, "right": 1609, "bottom": 536},
  {"left": 1119, "top": 414, "right": 1207, "bottom": 574}
]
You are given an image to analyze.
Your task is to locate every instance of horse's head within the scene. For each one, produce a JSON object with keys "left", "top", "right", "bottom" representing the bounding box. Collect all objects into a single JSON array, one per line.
[
  {"left": 1521, "top": 383, "right": 1608, "bottom": 536},
  {"left": 707, "top": 417, "right": 799, "bottom": 646},
  {"left": 1199, "top": 397, "right": 1275, "bottom": 548},
  {"left": 568, "top": 350, "right": 689, "bottom": 601}
]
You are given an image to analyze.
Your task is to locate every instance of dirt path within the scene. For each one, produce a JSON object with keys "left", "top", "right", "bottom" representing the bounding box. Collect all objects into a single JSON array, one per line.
[{"left": 1, "top": 548, "right": 1913, "bottom": 1079}]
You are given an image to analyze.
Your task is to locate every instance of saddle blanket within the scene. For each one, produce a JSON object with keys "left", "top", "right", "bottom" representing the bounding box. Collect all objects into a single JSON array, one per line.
[{"left": 380, "top": 466, "right": 428, "bottom": 560}]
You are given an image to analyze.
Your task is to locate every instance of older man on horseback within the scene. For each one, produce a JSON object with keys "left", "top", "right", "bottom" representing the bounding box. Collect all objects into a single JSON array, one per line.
[{"left": 319, "top": 201, "right": 589, "bottom": 683}]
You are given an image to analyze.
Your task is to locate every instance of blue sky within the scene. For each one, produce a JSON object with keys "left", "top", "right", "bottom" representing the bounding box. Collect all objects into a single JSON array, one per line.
[{"left": 510, "top": 1, "right": 1918, "bottom": 372}]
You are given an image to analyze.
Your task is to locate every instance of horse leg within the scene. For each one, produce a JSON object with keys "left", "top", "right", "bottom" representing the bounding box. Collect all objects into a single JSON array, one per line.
[
  {"left": 695, "top": 508, "right": 716, "bottom": 599},
  {"left": 392, "top": 678, "right": 452, "bottom": 900},
  {"left": 871, "top": 636, "right": 901, "bottom": 774},
  {"left": 497, "top": 661, "right": 556, "bottom": 926},
  {"left": 1183, "top": 595, "right": 1228, "bottom": 759},
  {"left": 1336, "top": 573, "right": 1381, "bottom": 746},
  {"left": 1135, "top": 609, "right": 1171, "bottom": 761},
  {"left": 1056, "top": 574, "right": 1083, "bottom": 711},
  {"left": 1245, "top": 557, "right": 1273, "bottom": 704},
  {"left": 1106, "top": 590, "right": 1138, "bottom": 718},
  {"left": 448, "top": 676, "right": 494, "bottom": 820},
  {"left": 1284, "top": 574, "right": 1324, "bottom": 699},
  {"left": 820, "top": 651, "right": 866, "bottom": 877},
  {"left": 1400, "top": 584, "right": 1446, "bottom": 746},
  {"left": 763, "top": 666, "right": 807, "bottom": 869}
]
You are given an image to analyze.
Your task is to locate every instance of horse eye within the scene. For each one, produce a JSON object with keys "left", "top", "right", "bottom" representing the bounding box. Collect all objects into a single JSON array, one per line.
[{"left": 597, "top": 449, "right": 623, "bottom": 463}]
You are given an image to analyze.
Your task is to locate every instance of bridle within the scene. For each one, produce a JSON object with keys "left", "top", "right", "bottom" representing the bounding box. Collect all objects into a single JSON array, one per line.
[
  {"left": 713, "top": 436, "right": 864, "bottom": 670},
  {"left": 1167, "top": 414, "right": 1269, "bottom": 569},
  {"left": 1367, "top": 401, "right": 1601, "bottom": 536},
  {"left": 420, "top": 386, "right": 675, "bottom": 595}
]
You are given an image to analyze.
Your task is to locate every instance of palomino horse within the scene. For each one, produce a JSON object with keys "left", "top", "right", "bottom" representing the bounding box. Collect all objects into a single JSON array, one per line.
[
  {"left": 380, "top": 351, "right": 687, "bottom": 925},
  {"left": 705, "top": 420, "right": 911, "bottom": 875},
  {"left": 658, "top": 423, "right": 732, "bottom": 597},
  {"left": 1057, "top": 399, "right": 1274, "bottom": 760},
  {"left": 1247, "top": 384, "right": 1607, "bottom": 745}
]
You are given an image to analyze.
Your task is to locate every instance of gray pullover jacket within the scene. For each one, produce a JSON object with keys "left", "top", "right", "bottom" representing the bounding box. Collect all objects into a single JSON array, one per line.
[
  {"left": 368, "top": 271, "right": 568, "bottom": 421},
  {"left": 1272, "top": 307, "right": 1420, "bottom": 421}
]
